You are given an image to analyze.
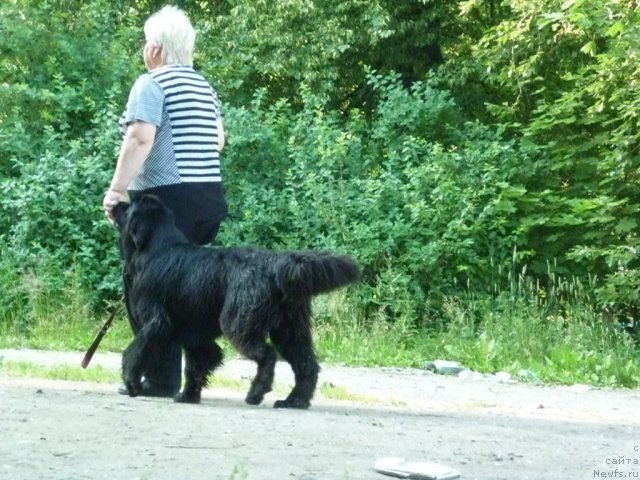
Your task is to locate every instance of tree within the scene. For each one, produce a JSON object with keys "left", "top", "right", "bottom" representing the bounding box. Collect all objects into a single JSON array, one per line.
[
  {"left": 194, "top": 0, "right": 463, "bottom": 110},
  {"left": 461, "top": 0, "right": 640, "bottom": 315}
]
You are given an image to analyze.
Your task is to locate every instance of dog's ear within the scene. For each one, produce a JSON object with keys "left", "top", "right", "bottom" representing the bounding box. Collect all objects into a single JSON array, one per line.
[
  {"left": 126, "top": 195, "right": 168, "bottom": 250},
  {"left": 127, "top": 215, "right": 153, "bottom": 251},
  {"left": 112, "top": 201, "right": 130, "bottom": 230}
]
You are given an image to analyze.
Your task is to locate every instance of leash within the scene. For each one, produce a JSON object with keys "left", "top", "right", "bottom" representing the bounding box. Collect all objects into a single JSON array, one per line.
[{"left": 81, "top": 296, "right": 124, "bottom": 368}]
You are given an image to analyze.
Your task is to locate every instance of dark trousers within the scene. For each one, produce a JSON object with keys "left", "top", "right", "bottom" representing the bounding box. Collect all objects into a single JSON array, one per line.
[{"left": 123, "top": 182, "right": 227, "bottom": 390}]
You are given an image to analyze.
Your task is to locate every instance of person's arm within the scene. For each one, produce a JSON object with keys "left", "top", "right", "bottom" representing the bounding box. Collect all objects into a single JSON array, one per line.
[
  {"left": 103, "top": 121, "right": 157, "bottom": 219},
  {"left": 216, "top": 118, "right": 225, "bottom": 152}
]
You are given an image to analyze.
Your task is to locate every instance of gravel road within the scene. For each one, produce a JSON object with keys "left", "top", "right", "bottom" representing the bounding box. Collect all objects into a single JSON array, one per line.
[{"left": 1, "top": 349, "right": 638, "bottom": 480}]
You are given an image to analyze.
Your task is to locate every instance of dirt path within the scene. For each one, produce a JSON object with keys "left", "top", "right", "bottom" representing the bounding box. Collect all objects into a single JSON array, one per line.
[{"left": 1, "top": 349, "right": 638, "bottom": 479}]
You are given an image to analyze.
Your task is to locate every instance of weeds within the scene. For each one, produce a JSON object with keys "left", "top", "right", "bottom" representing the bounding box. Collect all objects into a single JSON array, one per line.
[
  {"left": 432, "top": 262, "right": 640, "bottom": 388},
  {"left": 1, "top": 260, "right": 638, "bottom": 389}
]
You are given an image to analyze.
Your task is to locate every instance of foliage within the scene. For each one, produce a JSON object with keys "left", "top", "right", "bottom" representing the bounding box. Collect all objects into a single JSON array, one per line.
[
  {"left": 194, "top": 0, "right": 465, "bottom": 110},
  {"left": 459, "top": 0, "right": 640, "bottom": 318},
  {"left": 0, "top": 0, "right": 639, "bottom": 387},
  {"left": 220, "top": 73, "right": 524, "bottom": 323},
  {"left": 0, "top": 0, "right": 139, "bottom": 169},
  {"left": 0, "top": 0, "right": 136, "bottom": 312}
]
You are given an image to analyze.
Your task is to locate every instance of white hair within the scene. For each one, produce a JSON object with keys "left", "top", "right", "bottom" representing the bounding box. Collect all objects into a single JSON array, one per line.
[{"left": 144, "top": 5, "right": 195, "bottom": 66}]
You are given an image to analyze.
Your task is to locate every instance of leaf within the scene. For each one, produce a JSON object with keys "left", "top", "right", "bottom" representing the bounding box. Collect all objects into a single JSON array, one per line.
[
  {"left": 458, "top": 0, "right": 481, "bottom": 16},
  {"left": 537, "top": 12, "right": 565, "bottom": 30},
  {"left": 580, "top": 41, "right": 596, "bottom": 56},
  {"left": 606, "top": 21, "right": 625, "bottom": 37},
  {"left": 614, "top": 217, "right": 637, "bottom": 235}
]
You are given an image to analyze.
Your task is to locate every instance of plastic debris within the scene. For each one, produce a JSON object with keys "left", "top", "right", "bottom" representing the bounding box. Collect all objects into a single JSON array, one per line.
[
  {"left": 374, "top": 457, "right": 461, "bottom": 480},
  {"left": 423, "top": 360, "right": 465, "bottom": 375}
]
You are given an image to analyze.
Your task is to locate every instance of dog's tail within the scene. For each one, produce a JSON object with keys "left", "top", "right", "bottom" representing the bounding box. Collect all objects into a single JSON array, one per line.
[{"left": 273, "top": 251, "right": 360, "bottom": 298}]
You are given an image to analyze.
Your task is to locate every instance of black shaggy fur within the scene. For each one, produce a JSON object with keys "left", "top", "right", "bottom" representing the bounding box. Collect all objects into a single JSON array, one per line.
[{"left": 113, "top": 195, "right": 360, "bottom": 409}]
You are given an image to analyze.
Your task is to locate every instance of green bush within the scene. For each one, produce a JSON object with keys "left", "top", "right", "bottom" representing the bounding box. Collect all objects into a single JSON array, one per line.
[
  {"left": 0, "top": 0, "right": 137, "bottom": 316},
  {"left": 220, "top": 72, "right": 525, "bottom": 324}
]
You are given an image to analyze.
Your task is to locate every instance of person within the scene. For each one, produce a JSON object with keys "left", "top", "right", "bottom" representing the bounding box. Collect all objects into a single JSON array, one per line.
[{"left": 103, "top": 5, "right": 228, "bottom": 397}]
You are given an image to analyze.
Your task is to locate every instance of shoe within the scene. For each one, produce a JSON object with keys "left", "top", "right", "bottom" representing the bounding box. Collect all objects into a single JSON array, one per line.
[{"left": 117, "top": 381, "right": 179, "bottom": 398}]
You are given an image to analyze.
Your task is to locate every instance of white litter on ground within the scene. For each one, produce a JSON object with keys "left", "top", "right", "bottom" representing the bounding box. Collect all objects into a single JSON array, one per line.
[{"left": 374, "top": 457, "right": 461, "bottom": 480}]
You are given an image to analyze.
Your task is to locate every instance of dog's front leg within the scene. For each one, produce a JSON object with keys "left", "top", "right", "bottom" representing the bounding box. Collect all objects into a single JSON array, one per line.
[
  {"left": 122, "top": 338, "right": 145, "bottom": 396},
  {"left": 121, "top": 321, "right": 163, "bottom": 397}
]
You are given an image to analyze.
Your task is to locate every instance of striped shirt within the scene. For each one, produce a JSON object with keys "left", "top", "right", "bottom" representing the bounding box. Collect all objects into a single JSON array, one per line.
[{"left": 119, "top": 65, "right": 223, "bottom": 190}]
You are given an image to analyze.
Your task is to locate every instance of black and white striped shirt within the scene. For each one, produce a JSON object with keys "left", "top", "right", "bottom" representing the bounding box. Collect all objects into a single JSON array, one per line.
[{"left": 120, "top": 65, "right": 223, "bottom": 190}]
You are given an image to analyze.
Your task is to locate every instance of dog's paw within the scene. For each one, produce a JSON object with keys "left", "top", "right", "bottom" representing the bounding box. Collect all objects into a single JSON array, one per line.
[
  {"left": 273, "top": 398, "right": 310, "bottom": 409},
  {"left": 174, "top": 390, "right": 201, "bottom": 404},
  {"left": 124, "top": 379, "right": 142, "bottom": 397},
  {"left": 245, "top": 392, "right": 264, "bottom": 405}
]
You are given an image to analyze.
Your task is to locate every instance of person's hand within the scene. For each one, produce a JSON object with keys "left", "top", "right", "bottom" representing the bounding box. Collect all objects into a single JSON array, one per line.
[{"left": 103, "top": 189, "right": 122, "bottom": 224}]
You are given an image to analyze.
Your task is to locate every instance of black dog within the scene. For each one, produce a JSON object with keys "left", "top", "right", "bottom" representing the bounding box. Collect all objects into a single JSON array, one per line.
[{"left": 112, "top": 195, "right": 360, "bottom": 409}]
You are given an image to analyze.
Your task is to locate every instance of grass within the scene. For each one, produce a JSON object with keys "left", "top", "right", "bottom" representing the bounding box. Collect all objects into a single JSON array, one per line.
[
  {"left": 318, "top": 381, "right": 378, "bottom": 403},
  {"left": 227, "top": 465, "right": 249, "bottom": 480},
  {"left": 1, "top": 264, "right": 639, "bottom": 389},
  {"left": 427, "top": 266, "right": 640, "bottom": 388},
  {"left": 0, "top": 359, "right": 256, "bottom": 392},
  {"left": 0, "top": 300, "right": 134, "bottom": 352},
  {"left": 0, "top": 360, "right": 121, "bottom": 383},
  {"left": 0, "top": 359, "right": 247, "bottom": 391},
  {"left": 0, "top": 359, "right": 373, "bottom": 404},
  {"left": 311, "top": 273, "right": 640, "bottom": 389}
]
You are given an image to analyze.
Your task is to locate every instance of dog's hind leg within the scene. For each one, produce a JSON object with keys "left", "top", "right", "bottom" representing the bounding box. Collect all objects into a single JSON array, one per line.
[
  {"left": 243, "top": 341, "right": 277, "bottom": 406},
  {"left": 220, "top": 287, "right": 277, "bottom": 405},
  {"left": 220, "top": 299, "right": 276, "bottom": 405},
  {"left": 270, "top": 301, "right": 319, "bottom": 409},
  {"left": 228, "top": 333, "right": 276, "bottom": 406},
  {"left": 176, "top": 342, "right": 224, "bottom": 404}
]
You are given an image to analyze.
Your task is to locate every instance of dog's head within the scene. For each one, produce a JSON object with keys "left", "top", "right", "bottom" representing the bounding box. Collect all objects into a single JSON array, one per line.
[
  {"left": 113, "top": 195, "right": 177, "bottom": 252},
  {"left": 112, "top": 201, "right": 130, "bottom": 232}
]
